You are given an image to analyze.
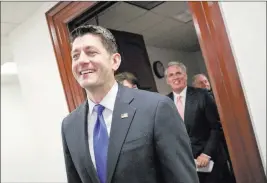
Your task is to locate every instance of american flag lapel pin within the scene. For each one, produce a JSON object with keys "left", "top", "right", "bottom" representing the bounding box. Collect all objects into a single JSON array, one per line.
[{"left": 121, "top": 113, "right": 128, "bottom": 118}]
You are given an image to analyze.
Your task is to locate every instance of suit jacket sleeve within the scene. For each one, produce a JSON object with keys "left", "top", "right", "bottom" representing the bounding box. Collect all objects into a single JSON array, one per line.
[
  {"left": 202, "top": 91, "right": 222, "bottom": 157},
  {"left": 154, "top": 97, "right": 199, "bottom": 183},
  {"left": 61, "top": 121, "right": 82, "bottom": 183}
]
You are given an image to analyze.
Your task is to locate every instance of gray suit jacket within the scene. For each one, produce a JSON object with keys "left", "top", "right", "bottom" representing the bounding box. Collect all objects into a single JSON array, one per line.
[{"left": 61, "top": 85, "right": 199, "bottom": 183}]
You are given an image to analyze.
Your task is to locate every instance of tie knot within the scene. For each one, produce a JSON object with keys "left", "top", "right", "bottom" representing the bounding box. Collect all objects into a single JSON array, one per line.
[
  {"left": 178, "top": 95, "right": 182, "bottom": 100},
  {"left": 94, "top": 104, "right": 105, "bottom": 115}
]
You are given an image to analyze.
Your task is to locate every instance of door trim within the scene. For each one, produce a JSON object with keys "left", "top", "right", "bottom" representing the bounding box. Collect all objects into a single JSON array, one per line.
[
  {"left": 46, "top": 2, "right": 266, "bottom": 183},
  {"left": 188, "top": 2, "right": 266, "bottom": 183}
]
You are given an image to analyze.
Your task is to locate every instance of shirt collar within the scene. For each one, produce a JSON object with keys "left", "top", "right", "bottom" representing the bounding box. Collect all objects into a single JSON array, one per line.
[
  {"left": 87, "top": 82, "right": 118, "bottom": 115},
  {"left": 173, "top": 86, "right": 187, "bottom": 99}
]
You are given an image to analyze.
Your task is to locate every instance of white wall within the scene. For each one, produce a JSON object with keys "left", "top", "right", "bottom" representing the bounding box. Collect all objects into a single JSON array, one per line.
[
  {"left": 1, "top": 78, "right": 33, "bottom": 182},
  {"left": 194, "top": 51, "right": 208, "bottom": 76},
  {"left": 146, "top": 46, "right": 205, "bottom": 94},
  {"left": 220, "top": 2, "right": 266, "bottom": 172},
  {"left": 6, "top": 2, "right": 69, "bottom": 182}
]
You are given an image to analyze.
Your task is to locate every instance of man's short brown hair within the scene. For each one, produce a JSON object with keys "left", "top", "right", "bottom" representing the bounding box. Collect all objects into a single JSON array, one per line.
[
  {"left": 115, "top": 72, "right": 139, "bottom": 86},
  {"left": 70, "top": 25, "right": 118, "bottom": 54}
]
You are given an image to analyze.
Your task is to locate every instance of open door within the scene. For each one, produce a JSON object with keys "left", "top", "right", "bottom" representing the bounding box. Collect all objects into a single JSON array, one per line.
[{"left": 110, "top": 29, "right": 157, "bottom": 92}]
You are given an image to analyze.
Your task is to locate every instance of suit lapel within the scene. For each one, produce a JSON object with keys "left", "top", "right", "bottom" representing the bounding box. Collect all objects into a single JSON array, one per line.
[
  {"left": 167, "top": 92, "right": 174, "bottom": 101},
  {"left": 107, "top": 86, "right": 136, "bottom": 183},
  {"left": 78, "top": 101, "right": 99, "bottom": 183},
  {"left": 168, "top": 90, "right": 192, "bottom": 124},
  {"left": 184, "top": 86, "right": 195, "bottom": 125}
]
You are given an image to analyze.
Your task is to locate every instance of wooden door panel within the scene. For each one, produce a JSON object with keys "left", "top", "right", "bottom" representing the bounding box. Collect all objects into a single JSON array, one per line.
[{"left": 110, "top": 29, "right": 158, "bottom": 92}]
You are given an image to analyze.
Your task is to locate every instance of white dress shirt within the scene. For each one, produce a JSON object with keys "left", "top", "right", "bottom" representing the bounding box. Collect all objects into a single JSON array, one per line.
[
  {"left": 173, "top": 86, "right": 187, "bottom": 109},
  {"left": 87, "top": 82, "right": 118, "bottom": 168}
]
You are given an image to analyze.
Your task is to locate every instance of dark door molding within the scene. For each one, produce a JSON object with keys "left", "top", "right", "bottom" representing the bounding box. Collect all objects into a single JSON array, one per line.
[
  {"left": 188, "top": 2, "right": 266, "bottom": 183},
  {"left": 46, "top": 2, "right": 266, "bottom": 183}
]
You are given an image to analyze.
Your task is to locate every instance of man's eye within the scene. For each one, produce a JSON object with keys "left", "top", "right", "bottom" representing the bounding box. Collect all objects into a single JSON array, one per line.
[
  {"left": 87, "top": 51, "right": 97, "bottom": 56},
  {"left": 72, "top": 54, "right": 79, "bottom": 60}
]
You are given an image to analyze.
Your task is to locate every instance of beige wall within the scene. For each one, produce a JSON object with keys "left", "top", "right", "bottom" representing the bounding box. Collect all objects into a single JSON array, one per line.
[
  {"left": 6, "top": 2, "right": 68, "bottom": 182},
  {"left": 220, "top": 1, "right": 266, "bottom": 172},
  {"left": 146, "top": 46, "right": 205, "bottom": 94}
]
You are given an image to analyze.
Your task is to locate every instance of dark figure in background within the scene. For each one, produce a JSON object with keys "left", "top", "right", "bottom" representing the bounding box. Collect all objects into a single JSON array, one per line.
[
  {"left": 165, "top": 61, "right": 227, "bottom": 183},
  {"left": 192, "top": 74, "right": 214, "bottom": 99},
  {"left": 193, "top": 73, "right": 236, "bottom": 183},
  {"left": 61, "top": 25, "right": 199, "bottom": 183},
  {"left": 115, "top": 72, "right": 139, "bottom": 89}
]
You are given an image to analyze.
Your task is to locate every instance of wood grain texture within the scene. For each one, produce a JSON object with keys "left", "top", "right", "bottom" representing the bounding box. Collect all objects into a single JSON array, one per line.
[{"left": 46, "top": 2, "right": 97, "bottom": 111}]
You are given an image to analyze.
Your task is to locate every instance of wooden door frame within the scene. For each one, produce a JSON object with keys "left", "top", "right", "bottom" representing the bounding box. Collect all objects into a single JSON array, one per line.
[{"left": 46, "top": 2, "right": 266, "bottom": 183}]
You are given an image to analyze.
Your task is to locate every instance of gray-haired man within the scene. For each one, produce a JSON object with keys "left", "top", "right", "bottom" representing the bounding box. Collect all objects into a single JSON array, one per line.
[{"left": 165, "top": 61, "right": 225, "bottom": 183}]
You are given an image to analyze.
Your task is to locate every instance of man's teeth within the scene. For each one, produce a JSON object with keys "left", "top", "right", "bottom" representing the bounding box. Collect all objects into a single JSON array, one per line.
[{"left": 80, "top": 70, "right": 94, "bottom": 74}]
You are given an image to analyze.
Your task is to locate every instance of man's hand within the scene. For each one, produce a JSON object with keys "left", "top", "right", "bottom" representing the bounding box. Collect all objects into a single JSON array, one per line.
[{"left": 196, "top": 153, "right": 210, "bottom": 168}]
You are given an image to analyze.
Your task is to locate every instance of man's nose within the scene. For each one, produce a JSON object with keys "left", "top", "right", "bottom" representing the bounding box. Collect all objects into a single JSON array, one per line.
[
  {"left": 78, "top": 51, "right": 90, "bottom": 63},
  {"left": 172, "top": 77, "right": 178, "bottom": 81},
  {"left": 174, "top": 74, "right": 180, "bottom": 79}
]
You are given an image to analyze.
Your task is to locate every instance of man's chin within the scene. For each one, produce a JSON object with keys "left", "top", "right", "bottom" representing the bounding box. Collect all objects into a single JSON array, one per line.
[
  {"left": 172, "top": 85, "right": 182, "bottom": 90},
  {"left": 172, "top": 86, "right": 185, "bottom": 92},
  {"left": 80, "top": 80, "right": 97, "bottom": 89}
]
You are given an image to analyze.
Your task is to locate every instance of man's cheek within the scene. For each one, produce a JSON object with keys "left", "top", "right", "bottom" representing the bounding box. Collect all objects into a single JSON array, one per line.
[{"left": 72, "top": 65, "right": 80, "bottom": 78}]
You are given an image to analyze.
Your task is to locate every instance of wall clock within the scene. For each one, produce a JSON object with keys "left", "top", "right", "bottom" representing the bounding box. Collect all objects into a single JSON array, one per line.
[{"left": 153, "top": 61, "right": 165, "bottom": 79}]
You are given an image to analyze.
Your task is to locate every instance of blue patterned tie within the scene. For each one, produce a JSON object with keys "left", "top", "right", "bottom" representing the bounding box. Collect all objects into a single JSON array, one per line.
[{"left": 93, "top": 104, "right": 108, "bottom": 183}]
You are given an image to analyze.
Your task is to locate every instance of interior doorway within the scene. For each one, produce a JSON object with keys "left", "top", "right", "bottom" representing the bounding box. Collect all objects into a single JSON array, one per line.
[
  {"left": 69, "top": 2, "right": 236, "bottom": 182},
  {"left": 69, "top": 1, "right": 208, "bottom": 95},
  {"left": 46, "top": 2, "right": 266, "bottom": 183}
]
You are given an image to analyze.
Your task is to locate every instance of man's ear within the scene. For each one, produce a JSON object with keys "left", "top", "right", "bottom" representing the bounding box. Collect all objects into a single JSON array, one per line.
[{"left": 112, "top": 53, "right": 121, "bottom": 71}]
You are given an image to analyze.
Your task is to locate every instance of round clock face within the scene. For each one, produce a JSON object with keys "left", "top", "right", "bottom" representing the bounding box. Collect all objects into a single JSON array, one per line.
[{"left": 153, "top": 61, "right": 165, "bottom": 78}]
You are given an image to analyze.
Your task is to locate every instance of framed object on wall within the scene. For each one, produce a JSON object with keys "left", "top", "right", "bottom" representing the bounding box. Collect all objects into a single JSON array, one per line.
[{"left": 153, "top": 61, "right": 165, "bottom": 79}]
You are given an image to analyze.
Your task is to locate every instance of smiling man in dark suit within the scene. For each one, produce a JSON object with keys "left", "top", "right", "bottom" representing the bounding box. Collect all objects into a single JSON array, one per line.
[
  {"left": 165, "top": 61, "right": 225, "bottom": 183},
  {"left": 61, "top": 25, "right": 199, "bottom": 183}
]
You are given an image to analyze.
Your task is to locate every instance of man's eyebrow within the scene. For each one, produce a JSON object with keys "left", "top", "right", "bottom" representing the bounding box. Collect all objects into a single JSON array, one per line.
[
  {"left": 71, "top": 46, "right": 85, "bottom": 54},
  {"left": 84, "top": 46, "right": 98, "bottom": 50},
  {"left": 71, "top": 49, "right": 79, "bottom": 55},
  {"left": 71, "top": 46, "right": 98, "bottom": 54}
]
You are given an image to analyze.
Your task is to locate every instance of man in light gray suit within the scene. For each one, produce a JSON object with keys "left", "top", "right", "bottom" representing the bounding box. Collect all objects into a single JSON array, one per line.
[{"left": 61, "top": 25, "right": 199, "bottom": 183}]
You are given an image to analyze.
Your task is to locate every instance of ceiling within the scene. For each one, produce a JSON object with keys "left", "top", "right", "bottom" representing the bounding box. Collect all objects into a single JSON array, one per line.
[
  {"left": 1, "top": 1, "right": 200, "bottom": 66},
  {"left": 86, "top": 1, "right": 200, "bottom": 52},
  {"left": 1, "top": 1, "right": 44, "bottom": 64}
]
